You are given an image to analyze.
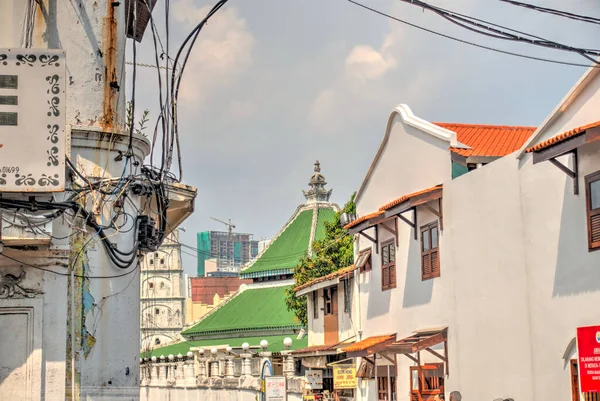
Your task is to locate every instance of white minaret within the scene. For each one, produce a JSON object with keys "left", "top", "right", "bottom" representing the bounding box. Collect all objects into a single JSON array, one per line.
[{"left": 140, "top": 230, "right": 186, "bottom": 351}]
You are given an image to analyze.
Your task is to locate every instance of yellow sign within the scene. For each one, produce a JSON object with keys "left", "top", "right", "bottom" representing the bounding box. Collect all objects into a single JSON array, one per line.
[{"left": 333, "top": 365, "right": 357, "bottom": 390}]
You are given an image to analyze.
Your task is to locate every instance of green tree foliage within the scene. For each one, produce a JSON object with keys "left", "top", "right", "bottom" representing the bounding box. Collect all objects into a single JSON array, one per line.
[{"left": 285, "top": 193, "right": 356, "bottom": 326}]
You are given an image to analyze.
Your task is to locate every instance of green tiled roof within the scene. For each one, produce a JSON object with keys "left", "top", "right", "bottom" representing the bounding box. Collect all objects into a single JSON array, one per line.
[
  {"left": 240, "top": 206, "right": 337, "bottom": 278},
  {"left": 142, "top": 334, "right": 308, "bottom": 358},
  {"left": 182, "top": 285, "right": 301, "bottom": 336},
  {"left": 314, "top": 207, "right": 336, "bottom": 242}
]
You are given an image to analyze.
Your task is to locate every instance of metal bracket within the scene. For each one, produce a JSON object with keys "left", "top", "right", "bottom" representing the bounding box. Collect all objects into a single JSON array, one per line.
[{"left": 548, "top": 150, "right": 578, "bottom": 194}]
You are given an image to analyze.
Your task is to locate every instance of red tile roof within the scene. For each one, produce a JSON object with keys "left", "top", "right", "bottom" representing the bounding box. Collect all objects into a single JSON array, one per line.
[
  {"left": 379, "top": 185, "right": 442, "bottom": 211},
  {"left": 434, "top": 123, "right": 536, "bottom": 157},
  {"left": 342, "top": 334, "right": 396, "bottom": 353},
  {"left": 343, "top": 211, "right": 383, "bottom": 230},
  {"left": 294, "top": 265, "right": 355, "bottom": 293},
  {"left": 292, "top": 338, "right": 354, "bottom": 354},
  {"left": 525, "top": 121, "right": 600, "bottom": 153}
]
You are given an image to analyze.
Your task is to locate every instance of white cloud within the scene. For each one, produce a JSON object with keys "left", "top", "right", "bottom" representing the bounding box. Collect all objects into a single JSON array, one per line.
[
  {"left": 171, "top": 0, "right": 256, "bottom": 103},
  {"left": 345, "top": 43, "right": 396, "bottom": 81}
]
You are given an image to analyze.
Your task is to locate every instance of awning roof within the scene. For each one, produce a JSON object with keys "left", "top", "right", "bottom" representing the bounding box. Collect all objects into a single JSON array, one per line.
[
  {"left": 380, "top": 185, "right": 443, "bottom": 217},
  {"left": 294, "top": 265, "right": 355, "bottom": 296},
  {"left": 292, "top": 338, "right": 355, "bottom": 357},
  {"left": 386, "top": 327, "right": 447, "bottom": 355},
  {"left": 525, "top": 121, "right": 600, "bottom": 155},
  {"left": 343, "top": 185, "right": 443, "bottom": 234},
  {"left": 342, "top": 334, "right": 396, "bottom": 358}
]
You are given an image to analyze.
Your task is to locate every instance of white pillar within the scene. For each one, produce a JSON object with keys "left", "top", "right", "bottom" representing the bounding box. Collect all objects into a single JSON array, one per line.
[
  {"left": 176, "top": 354, "right": 185, "bottom": 384},
  {"left": 158, "top": 356, "right": 167, "bottom": 385},
  {"left": 225, "top": 356, "right": 235, "bottom": 379},
  {"left": 185, "top": 352, "right": 196, "bottom": 386},
  {"left": 240, "top": 353, "right": 253, "bottom": 376},
  {"left": 281, "top": 351, "right": 295, "bottom": 378}
]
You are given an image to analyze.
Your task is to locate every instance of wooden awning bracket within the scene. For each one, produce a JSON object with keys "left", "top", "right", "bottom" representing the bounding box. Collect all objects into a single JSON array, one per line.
[
  {"left": 547, "top": 150, "right": 579, "bottom": 195},
  {"left": 358, "top": 226, "right": 379, "bottom": 254},
  {"left": 379, "top": 352, "right": 396, "bottom": 365},
  {"left": 362, "top": 356, "right": 375, "bottom": 365},
  {"left": 395, "top": 207, "right": 417, "bottom": 240},
  {"left": 424, "top": 198, "right": 444, "bottom": 231},
  {"left": 380, "top": 221, "right": 399, "bottom": 246},
  {"left": 402, "top": 353, "right": 418, "bottom": 364}
]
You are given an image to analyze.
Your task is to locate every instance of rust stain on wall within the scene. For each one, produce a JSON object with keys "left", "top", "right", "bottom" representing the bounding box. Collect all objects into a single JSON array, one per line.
[{"left": 101, "top": 1, "right": 119, "bottom": 130}]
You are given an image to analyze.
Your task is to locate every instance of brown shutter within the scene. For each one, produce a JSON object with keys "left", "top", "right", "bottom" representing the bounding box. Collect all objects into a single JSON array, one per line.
[
  {"left": 591, "top": 214, "right": 600, "bottom": 246},
  {"left": 431, "top": 249, "right": 439, "bottom": 277},
  {"left": 382, "top": 266, "right": 390, "bottom": 290},
  {"left": 422, "top": 253, "right": 431, "bottom": 279},
  {"left": 389, "top": 264, "right": 396, "bottom": 288}
]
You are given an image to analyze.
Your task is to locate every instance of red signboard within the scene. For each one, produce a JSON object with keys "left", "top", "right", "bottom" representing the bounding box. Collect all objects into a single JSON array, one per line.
[{"left": 577, "top": 325, "right": 600, "bottom": 392}]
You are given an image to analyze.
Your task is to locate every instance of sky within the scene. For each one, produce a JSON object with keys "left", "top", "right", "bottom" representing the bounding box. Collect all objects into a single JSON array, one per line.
[{"left": 126, "top": 0, "right": 600, "bottom": 277}]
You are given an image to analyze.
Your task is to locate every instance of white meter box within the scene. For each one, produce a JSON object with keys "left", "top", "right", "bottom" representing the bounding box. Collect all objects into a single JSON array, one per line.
[{"left": 0, "top": 49, "right": 66, "bottom": 192}]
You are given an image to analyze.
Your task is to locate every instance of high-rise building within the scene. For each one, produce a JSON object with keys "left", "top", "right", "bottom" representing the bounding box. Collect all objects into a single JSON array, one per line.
[
  {"left": 196, "top": 231, "right": 259, "bottom": 276},
  {"left": 140, "top": 231, "right": 185, "bottom": 351}
]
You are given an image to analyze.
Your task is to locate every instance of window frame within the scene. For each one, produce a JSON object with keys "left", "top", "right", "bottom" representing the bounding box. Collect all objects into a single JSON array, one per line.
[
  {"left": 343, "top": 277, "right": 353, "bottom": 315},
  {"left": 420, "top": 221, "right": 440, "bottom": 281},
  {"left": 409, "top": 363, "right": 444, "bottom": 397},
  {"left": 312, "top": 290, "right": 319, "bottom": 319},
  {"left": 324, "top": 287, "right": 335, "bottom": 315},
  {"left": 585, "top": 171, "right": 600, "bottom": 251},
  {"left": 380, "top": 240, "right": 396, "bottom": 291},
  {"left": 356, "top": 248, "right": 372, "bottom": 273}
]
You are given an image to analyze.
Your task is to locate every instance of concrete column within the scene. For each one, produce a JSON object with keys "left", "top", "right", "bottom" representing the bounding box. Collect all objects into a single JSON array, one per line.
[
  {"left": 225, "top": 356, "right": 235, "bottom": 379},
  {"left": 281, "top": 351, "right": 295, "bottom": 378},
  {"left": 259, "top": 351, "right": 272, "bottom": 376},
  {"left": 240, "top": 353, "right": 253, "bottom": 376},
  {"left": 176, "top": 356, "right": 185, "bottom": 383},
  {"left": 185, "top": 352, "right": 196, "bottom": 386},
  {"left": 198, "top": 356, "right": 207, "bottom": 379},
  {"left": 210, "top": 359, "right": 220, "bottom": 377},
  {"left": 158, "top": 356, "right": 167, "bottom": 385}
]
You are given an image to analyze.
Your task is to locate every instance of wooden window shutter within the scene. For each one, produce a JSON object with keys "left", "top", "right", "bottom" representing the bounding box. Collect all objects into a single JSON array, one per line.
[
  {"left": 586, "top": 171, "right": 600, "bottom": 251},
  {"left": 421, "top": 222, "right": 440, "bottom": 280},
  {"left": 381, "top": 241, "right": 396, "bottom": 290}
]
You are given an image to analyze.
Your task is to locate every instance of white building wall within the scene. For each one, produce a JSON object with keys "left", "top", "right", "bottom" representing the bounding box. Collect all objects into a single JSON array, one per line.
[{"left": 352, "top": 79, "right": 600, "bottom": 401}]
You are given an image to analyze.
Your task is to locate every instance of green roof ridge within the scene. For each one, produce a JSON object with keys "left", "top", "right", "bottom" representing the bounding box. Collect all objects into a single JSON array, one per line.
[
  {"left": 182, "top": 285, "right": 301, "bottom": 337},
  {"left": 240, "top": 204, "right": 337, "bottom": 278}
]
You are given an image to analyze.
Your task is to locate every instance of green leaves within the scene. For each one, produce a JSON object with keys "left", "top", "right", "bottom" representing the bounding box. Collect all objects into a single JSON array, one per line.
[{"left": 284, "top": 193, "right": 356, "bottom": 326}]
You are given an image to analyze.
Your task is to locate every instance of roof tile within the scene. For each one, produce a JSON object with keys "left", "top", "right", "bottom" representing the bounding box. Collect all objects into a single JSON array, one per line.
[
  {"left": 343, "top": 211, "right": 383, "bottom": 230},
  {"left": 434, "top": 123, "right": 536, "bottom": 157},
  {"left": 379, "top": 185, "right": 442, "bottom": 211},
  {"left": 525, "top": 121, "right": 600, "bottom": 153},
  {"left": 294, "top": 265, "right": 355, "bottom": 293},
  {"left": 342, "top": 334, "right": 396, "bottom": 353}
]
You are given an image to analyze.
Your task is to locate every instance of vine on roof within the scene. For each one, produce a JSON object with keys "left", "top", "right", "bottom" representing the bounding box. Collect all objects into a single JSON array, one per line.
[{"left": 285, "top": 193, "right": 356, "bottom": 326}]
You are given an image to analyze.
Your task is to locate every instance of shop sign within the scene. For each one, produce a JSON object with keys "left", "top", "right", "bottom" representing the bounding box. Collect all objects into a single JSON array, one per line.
[
  {"left": 577, "top": 325, "right": 600, "bottom": 392},
  {"left": 305, "top": 369, "right": 323, "bottom": 390},
  {"left": 265, "top": 376, "right": 287, "bottom": 401},
  {"left": 333, "top": 365, "right": 357, "bottom": 390}
]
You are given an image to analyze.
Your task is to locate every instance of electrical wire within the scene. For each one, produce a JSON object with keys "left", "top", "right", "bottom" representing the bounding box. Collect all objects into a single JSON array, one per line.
[
  {"left": 499, "top": 0, "right": 600, "bottom": 25},
  {"left": 345, "top": 0, "right": 600, "bottom": 68},
  {"left": 396, "top": 0, "right": 600, "bottom": 65}
]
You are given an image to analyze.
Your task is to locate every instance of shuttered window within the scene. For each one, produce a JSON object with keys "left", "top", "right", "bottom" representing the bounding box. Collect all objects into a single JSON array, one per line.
[
  {"left": 421, "top": 222, "right": 440, "bottom": 280},
  {"left": 586, "top": 171, "right": 600, "bottom": 251},
  {"left": 356, "top": 248, "right": 372, "bottom": 272},
  {"left": 381, "top": 240, "right": 396, "bottom": 291}
]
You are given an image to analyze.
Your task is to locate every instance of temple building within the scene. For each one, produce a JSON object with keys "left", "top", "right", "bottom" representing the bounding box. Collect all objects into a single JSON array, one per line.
[{"left": 144, "top": 162, "right": 339, "bottom": 361}]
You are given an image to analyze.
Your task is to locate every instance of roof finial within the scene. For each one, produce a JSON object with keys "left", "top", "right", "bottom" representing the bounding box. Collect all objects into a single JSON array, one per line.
[{"left": 303, "top": 160, "right": 332, "bottom": 204}]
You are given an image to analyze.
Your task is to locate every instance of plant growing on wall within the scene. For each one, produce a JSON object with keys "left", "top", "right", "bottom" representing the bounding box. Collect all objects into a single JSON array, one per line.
[
  {"left": 285, "top": 193, "right": 356, "bottom": 326},
  {"left": 125, "top": 101, "right": 150, "bottom": 137}
]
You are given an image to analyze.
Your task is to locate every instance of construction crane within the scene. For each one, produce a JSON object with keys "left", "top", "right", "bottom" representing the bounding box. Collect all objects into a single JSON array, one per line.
[
  {"left": 210, "top": 217, "right": 235, "bottom": 238},
  {"left": 210, "top": 217, "right": 236, "bottom": 269}
]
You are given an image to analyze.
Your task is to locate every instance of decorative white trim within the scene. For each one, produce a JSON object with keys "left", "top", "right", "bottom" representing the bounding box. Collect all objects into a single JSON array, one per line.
[
  {"left": 516, "top": 57, "right": 600, "bottom": 158},
  {"left": 355, "top": 104, "right": 463, "bottom": 203}
]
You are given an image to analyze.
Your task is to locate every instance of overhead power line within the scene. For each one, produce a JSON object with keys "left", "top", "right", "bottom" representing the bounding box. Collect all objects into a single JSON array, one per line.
[
  {"left": 345, "top": 0, "right": 599, "bottom": 68},
  {"left": 499, "top": 0, "right": 600, "bottom": 25},
  {"left": 396, "top": 0, "right": 600, "bottom": 65}
]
